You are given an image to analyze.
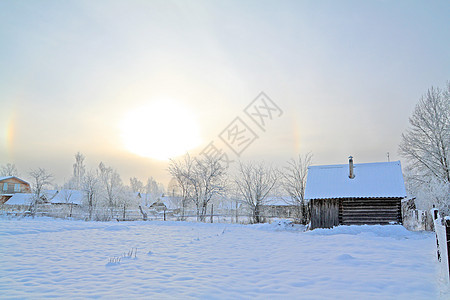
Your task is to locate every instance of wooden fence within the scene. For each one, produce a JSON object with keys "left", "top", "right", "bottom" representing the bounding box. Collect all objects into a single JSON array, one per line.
[
  {"left": 432, "top": 208, "right": 450, "bottom": 283},
  {"left": 1, "top": 204, "right": 291, "bottom": 224}
]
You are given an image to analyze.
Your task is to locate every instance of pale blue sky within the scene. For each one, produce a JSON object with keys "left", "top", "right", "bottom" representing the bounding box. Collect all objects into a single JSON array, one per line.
[{"left": 0, "top": 0, "right": 449, "bottom": 185}]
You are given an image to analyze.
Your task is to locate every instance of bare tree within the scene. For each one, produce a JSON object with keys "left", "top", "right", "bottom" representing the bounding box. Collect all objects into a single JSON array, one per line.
[
  {"left": 234, "top": 161, "right": 278, "bottom": 223},
  {"left": 28, "top": 168, "right": 53, "bottom": 216},
  {"left": 116, "top": 186, "right": 136, "bottom": 221},
  {"left": 1, "top": 163, "right": 19, "bottom": 177},
  {"left": 189, "top": 156, "right": 228, "bottom": 222},
  {"left": 399, "top": 83, "right": 450, "bottom": 183},
  {"left": 281, "top": 153, "right": 312, "bottom": 224},
  {"left": 72, "top": 152, "right": 86, "bottom": 189},
  {"left": 82, "top": 170, "right": 99, "bottom": 220},
  {"left": 168, "top": 154, "right": 195, "bottom": 220},
  {"left": 399, "top": 82, "right": 450, "bottom": 213},
  {"left": 168, "top": 154, "right": 228, "bottom": 221},
  {"left": 98, "top": 162, "right": 123, "bottom": 218}
]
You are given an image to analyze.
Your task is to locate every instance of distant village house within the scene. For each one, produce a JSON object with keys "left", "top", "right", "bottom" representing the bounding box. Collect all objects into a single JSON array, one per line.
[{"left": 0, "top": 176, "right": 31, "bottom": 204}]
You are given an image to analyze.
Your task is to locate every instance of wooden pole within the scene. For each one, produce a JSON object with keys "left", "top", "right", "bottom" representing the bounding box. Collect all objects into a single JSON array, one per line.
[
  {"left": 210, "top": 204, "right": 214, "bottom": 223},
  {"left": 164, "top": 207, "right": 166, "bottom": 221},
  {"left": 236, "top": 201, "right": 238, "bottom": 224}
]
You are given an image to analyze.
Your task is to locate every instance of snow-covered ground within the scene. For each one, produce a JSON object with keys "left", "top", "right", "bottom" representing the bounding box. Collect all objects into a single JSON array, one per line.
[{"left": 0, "top": 218, "right": 444, "bottom": 299}]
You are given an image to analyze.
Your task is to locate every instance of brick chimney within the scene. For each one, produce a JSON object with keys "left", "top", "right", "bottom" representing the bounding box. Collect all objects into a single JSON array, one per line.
[{"left": 349, "top": 156, "right": 355, "bottom": 179}]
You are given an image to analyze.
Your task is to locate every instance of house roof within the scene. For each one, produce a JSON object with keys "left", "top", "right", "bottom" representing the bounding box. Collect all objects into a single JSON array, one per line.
[
  {"left": 5, "top": 193, "right": 34, "bottom": 205},
  {"left": 0, "top": 176, "right": 30, "bottom": 185},
  {"left": 304, "top": 161, "right": 406, "bottom": 200},
  {"left": 42, "top": 190, "right": 58, "bottom": 200},
  {"left": 50, "top": 190, "right": 83, "bottom": 205},
  {"left": 158, "top": 196, "right": 180, "bottom": 210}
]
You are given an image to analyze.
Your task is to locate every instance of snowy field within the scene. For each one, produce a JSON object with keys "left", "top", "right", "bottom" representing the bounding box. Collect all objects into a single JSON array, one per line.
[{"left": 0, "top": 218, "right": 444, "bottom": 299}]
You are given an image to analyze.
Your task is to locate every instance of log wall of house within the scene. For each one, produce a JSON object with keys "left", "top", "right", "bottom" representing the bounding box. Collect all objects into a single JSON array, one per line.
[
  {"left": 339, "top": 198, "right": 402, "bottom": 225},
  {"left": 310, "top": 199, "right": 340, "bottom": 229},
  {"left": 0, "top": 178, "right": 31, "bottom": 194}
]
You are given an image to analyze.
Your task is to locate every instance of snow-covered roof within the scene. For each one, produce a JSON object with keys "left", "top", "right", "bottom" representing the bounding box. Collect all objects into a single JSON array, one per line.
[
  {"left": 5, "top": 193, "right": 34, "bottom": 205},
  {"left": 42, "top": 190, "right": 58, "bottom": 200},
  {"left": 304, "top": 161, "right": 406, "bottom": 200},
  {"left": 50, "top": 190, "right": 83, "bottom": 205},
  {"left": 158, "top": 196, "right": 180, "bottom": 210}
]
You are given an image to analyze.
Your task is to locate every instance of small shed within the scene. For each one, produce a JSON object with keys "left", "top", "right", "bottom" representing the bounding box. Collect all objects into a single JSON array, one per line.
[{"left": 305, "top": 157, "right": 406, "bottom": 229}]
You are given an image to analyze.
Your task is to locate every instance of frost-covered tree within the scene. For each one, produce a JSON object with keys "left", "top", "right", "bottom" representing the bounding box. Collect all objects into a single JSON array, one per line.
[
  {"left": 28, "top": 168, "right": 53, "bottom": 216},
  {"left": 400, "top": 82, "right": 450, "bottom": 213},
  {"left": 168, "top": 154, "right": 195, "bottom": 219},
  {"left": 98, "top": 162, "right": 123, "bottom": 218},
  {"left": 168, "top": 154, "right": 227, "bottom": 221},
  {"left": 234, "top": 161, "right": 278, "bottom": 223},
  {"left": 281, "top": 153, "right": 312, "bottom": 224},
  {"left": 189, "top": 155, "right": 228, "bottom": 222},
  {"left": 399, "top": 83, "right": 450, "bottom": 183},
  {"left": 82, "top": 170, "right": 99, "bottom": 220},
  {"left": 72, "top": 152, "right": 86, "bottom": 189},
  {"left": 1, "top": 163, "right": 19, "bottom": 177},
  {"left": 145, "top": 177, "right": 164, "bottom": 204},
  {"left": 130, "top": 177, "right": 144, "bottom": 194},
  {"left": 116, "top": 185, "right": 137, "bottom": 221}
]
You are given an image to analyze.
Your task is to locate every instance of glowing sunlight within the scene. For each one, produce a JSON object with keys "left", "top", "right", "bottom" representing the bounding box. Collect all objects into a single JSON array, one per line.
[{"left": 120, "top": 99, "right": 202, "bottom": 160}]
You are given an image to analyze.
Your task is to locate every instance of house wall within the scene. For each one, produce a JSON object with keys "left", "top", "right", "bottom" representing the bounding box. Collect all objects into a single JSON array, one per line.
[
  {"left": 339, "top": 198, "right": 402, "bottom": 225},
  {"left": 310, "top": 198, "right": 402, "bottom": 229},
  {"left": 310, "top": 199, "right": 340, "bottom": 229},
  {"left": 0, "top": 178, "right": 31, "bottom": 194}
]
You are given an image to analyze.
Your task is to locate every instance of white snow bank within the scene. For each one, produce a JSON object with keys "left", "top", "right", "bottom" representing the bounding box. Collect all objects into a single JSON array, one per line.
[
  {"left": 253, "top": 219, "right": 306, "bottom": 232},
  {"left": 306, "top": 224, "right": 424, "bottom": 239},
  {"left": 0, "top": 218, "right": 441, "bottom": 299}
]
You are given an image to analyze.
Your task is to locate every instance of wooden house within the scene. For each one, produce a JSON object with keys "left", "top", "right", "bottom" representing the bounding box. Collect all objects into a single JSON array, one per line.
[
  {"left": 0, "top": 176, "right": 32, "bottom": 204},
  {"left": 305, "top": 157, "right": 406, "bottom": 229}
]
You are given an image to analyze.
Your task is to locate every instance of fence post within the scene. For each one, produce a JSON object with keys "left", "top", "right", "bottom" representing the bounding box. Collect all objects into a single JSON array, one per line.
[
  {"left": 432, "top": 208, "right": 441, "bottom": 262},
  {"left": 432, "top": 208, "right": 450, "bottom": 282},
  {"left": 446, "top": 219, "right": 450, "bottom": 280}
]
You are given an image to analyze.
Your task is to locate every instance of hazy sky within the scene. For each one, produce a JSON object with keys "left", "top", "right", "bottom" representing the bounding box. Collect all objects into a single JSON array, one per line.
[{"left": 0, "top": 0, "right": 449, "bottom": 187}]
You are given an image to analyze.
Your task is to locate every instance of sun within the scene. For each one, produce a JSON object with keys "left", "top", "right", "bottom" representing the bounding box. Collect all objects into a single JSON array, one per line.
[{"left": 120, "top": 99, "right": 202, "bottom": 160}]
